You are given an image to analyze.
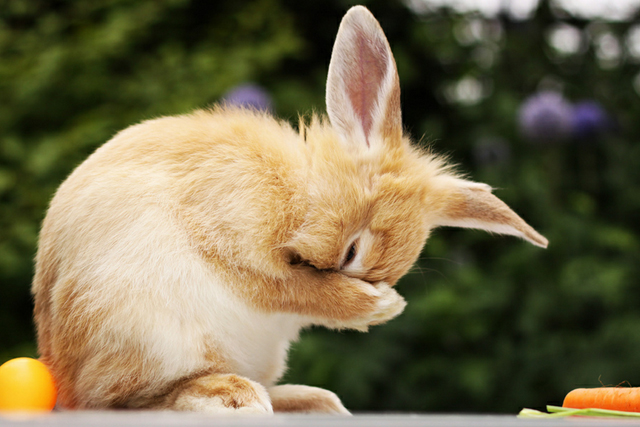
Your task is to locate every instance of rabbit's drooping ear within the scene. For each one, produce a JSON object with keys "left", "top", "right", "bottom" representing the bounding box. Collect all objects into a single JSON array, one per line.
[
  {"left": 326, "top": 6, "right": 402, "bottom": 152},
  {"left": 435, "top": 181, "right": 549, "bottom": 248}
]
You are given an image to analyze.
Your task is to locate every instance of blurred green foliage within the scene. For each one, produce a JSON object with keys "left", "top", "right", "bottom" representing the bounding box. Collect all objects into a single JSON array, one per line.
[{"left": 2, "top": 0, "right": 640, "bottom": 414}]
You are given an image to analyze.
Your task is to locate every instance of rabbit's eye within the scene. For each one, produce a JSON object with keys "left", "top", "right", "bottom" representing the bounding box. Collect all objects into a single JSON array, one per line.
[
  {"left": 288, "top": 252, "right": 303, "bottom": 265},
  {"left": 342, "top": 241, "right": 357, "bottom": 268}
]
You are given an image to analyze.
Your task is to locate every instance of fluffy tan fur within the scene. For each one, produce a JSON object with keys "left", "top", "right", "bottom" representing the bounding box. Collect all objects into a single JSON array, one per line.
[{"left": 32, "top": 5, "right": 546, "bottom": 414}]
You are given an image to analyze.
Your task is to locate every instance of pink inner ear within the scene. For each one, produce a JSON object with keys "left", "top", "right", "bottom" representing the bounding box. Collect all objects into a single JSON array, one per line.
[{"left": 346, "top": 25, "right": 389, "bottom": 147}]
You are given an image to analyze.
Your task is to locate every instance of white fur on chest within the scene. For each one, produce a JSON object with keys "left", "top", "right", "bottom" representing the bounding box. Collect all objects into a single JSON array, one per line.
[
  {"left": 182, "top": 272, "right": 305, "bottom": 385},
  {"left": 145, "top": 213, "right": 305, "bottom": 386}
]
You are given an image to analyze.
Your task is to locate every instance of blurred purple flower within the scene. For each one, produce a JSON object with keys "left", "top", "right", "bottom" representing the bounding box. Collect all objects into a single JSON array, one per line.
[
  {"left": 518, "top": 91, "right": 573, "bottom": 143},
  {"left": 222, "top": 83, "right": 273, "bottom": 112},
  {"left": 571, "top": 101, "right": 609, "bottom": 139}
]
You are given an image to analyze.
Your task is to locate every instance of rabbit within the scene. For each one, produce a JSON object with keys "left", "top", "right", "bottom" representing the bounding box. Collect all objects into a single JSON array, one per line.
[{"left": 31, "top": 5, "right": 547, "bottom": 415}]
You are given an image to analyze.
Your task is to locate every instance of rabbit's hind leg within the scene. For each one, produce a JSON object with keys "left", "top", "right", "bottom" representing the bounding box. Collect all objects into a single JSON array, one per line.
[
  {"left": 269, "top": 384, "right": 350, "bottom": 415},
  {"left": 161, "top": 373, "right": 273, "bottom": 414}
]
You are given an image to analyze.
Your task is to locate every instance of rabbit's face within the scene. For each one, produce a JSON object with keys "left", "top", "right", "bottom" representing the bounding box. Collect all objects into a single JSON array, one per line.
[{"left": 288, "top": 128, "right": 436, "bottom": 287}]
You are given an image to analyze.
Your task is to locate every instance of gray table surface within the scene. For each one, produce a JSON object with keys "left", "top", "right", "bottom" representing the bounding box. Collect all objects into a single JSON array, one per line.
[{"left": 2, "top": 412, "right": 640, "bottom": 427}]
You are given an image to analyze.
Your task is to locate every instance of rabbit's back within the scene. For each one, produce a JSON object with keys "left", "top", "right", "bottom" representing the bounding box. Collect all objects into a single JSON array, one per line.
[{"left": 35, "top": 107, "right": 309, "bottom": 294}]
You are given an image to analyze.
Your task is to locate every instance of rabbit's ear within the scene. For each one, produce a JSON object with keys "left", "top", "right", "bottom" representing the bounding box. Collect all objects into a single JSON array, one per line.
[
  {"left": 326, "top": 6, "right": 402, "bottom": 152},
  {"left": 434, "top": 181, "right": 548, "bottom": 248}
]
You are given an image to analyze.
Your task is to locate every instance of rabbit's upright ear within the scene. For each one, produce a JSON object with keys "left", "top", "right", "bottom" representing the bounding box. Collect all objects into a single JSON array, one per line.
[
  {"left": 434, "top": 180, "right": 549, "bottom": 248},
  {"left": 326, "top": 6, "right": 402, "bottom": 152}
]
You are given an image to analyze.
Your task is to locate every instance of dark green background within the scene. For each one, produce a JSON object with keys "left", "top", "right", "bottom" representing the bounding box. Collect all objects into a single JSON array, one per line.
[{"left": 2, "top": 0, "right": 640, "bottom": 414}]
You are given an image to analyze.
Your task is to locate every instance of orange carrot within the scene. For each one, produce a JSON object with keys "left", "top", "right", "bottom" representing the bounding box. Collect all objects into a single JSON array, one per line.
[{"left": 563, "top": 387, "right": 640, "bottom": 412}]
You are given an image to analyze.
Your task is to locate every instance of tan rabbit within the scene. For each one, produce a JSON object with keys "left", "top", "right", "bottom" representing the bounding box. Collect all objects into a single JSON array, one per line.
[{"left": 31, "top": 5, "right": 547, "bottom": 414}]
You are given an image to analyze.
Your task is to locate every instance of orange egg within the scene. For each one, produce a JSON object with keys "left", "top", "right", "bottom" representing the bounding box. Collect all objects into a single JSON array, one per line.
[{"left": 0, "top": 357, "right": 57, "bottom": 412}]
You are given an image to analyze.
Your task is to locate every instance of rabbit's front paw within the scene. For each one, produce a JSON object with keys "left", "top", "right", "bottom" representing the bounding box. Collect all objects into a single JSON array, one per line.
[
  {"left": 368, "top": 282, "right": 407, "bottom": 325},
  {"left": 347, "top": 282, "right": 406, "bottom": 331}
]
